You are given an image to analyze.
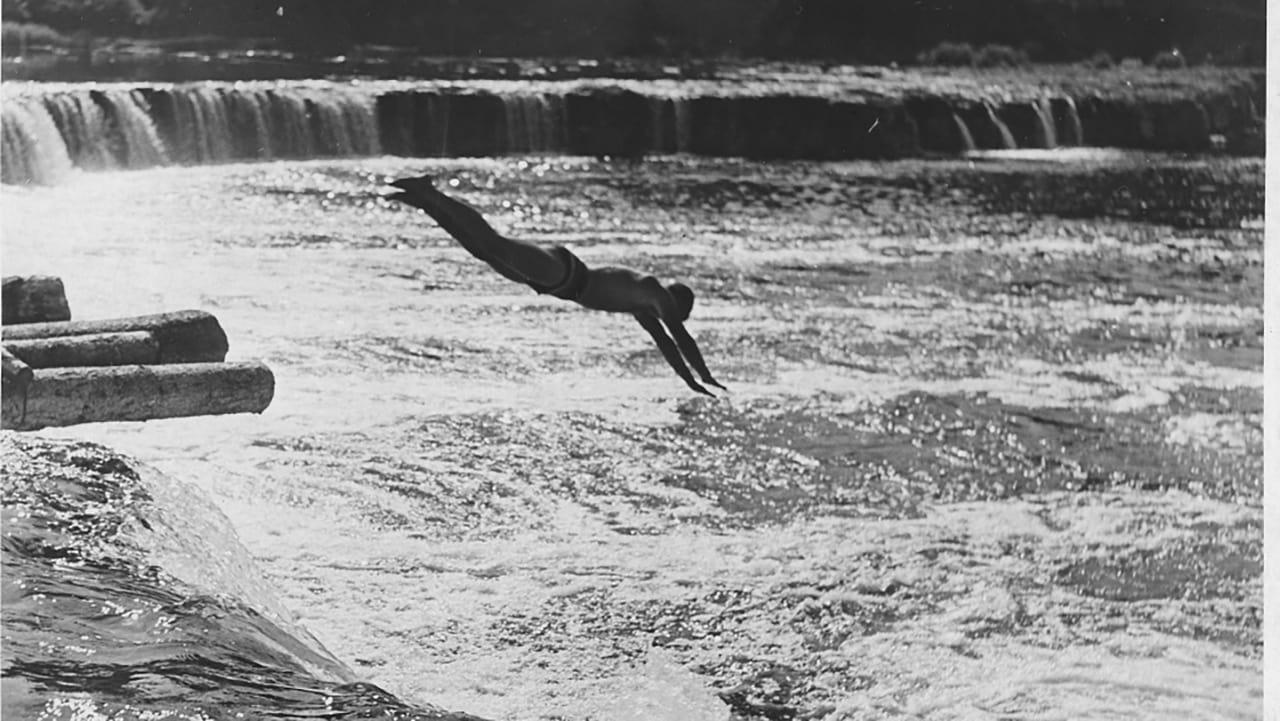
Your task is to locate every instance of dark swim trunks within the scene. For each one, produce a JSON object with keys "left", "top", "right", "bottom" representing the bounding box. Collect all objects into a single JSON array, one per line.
[{"left": 527, "top": 246, "right": 589, "bottom": 302}]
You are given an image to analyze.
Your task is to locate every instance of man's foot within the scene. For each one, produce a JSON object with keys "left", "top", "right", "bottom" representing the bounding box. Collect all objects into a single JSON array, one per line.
[{"left": 389, "top": 175, "right": 438, "bottom": 197}]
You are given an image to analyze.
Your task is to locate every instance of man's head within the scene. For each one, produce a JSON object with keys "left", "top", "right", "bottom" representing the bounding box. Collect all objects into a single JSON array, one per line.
[{"left": 667, "top": 283, "right": 694, "bottom": 322}]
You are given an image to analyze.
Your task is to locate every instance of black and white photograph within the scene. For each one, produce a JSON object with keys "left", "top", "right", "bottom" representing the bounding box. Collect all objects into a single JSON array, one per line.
[{"left": 0, "top": 1, "right": 1269, "bottom": 719}]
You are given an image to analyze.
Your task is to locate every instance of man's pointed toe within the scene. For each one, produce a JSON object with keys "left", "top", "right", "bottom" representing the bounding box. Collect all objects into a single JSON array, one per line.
[{"left": 389, "top": 176, "right": 436, "bottom": 192}]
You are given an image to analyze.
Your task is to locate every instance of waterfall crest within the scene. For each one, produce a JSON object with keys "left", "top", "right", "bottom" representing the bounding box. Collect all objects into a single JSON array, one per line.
[
  {"left": 2, "top": 96, "right": 74, "bottom": 184},
  {"left": 2, "top": 83, "right": 381, "bottom": 184},
  {"left": 0, "top": 78, "right": 1254, "bottom": 185}
]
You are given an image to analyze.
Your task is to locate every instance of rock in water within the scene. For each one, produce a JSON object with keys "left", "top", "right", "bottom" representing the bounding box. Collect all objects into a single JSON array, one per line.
[
  {"left": 0, "top": 432, "right": 485, "bottom": 720},
  {"left": 1, "top": 276, "right": 71, "bottom": 325}
]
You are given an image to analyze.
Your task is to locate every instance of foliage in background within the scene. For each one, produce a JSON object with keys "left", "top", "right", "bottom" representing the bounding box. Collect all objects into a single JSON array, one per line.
[
  {"left": 0, "top": 0, "right": 1265, "bottom": 65},
  {"left": 974, "top": 44, "right": 1029, "bottom": 68},
  {"left": 915, "top": 42, "right": 976, "bottom": 67},
  {"left": 1083, "top": 50, "right": 1116, "bottom": 69},
  {"left": 3, "top": 0, "right": 151, "bottom": 33},
  {"left": 1, "top": 21, "right": 70, "bottom": 53},
  {"left": 755, "top": 0, "right": 1263, "bottom": 65},
  {"left": 915, "top": 42, "right": 1031, "bottom": 68},
  {"left": 1152, "top": 49, "right": 1188, "bottom": 69}
]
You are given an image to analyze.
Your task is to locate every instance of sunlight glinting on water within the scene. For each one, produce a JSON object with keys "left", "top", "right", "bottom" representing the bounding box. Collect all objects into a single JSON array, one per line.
[{"left": 2, "top": 131, "right": 1261, "bottom": 720}]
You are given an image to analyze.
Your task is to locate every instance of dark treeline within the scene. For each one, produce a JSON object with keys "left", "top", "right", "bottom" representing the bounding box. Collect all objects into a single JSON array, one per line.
[
  {"left": 759, "top": 0, "right": 1265, "bottom": 64},
  {"left": 1, "top": 0, "right": 1265, "bottom": 64}
]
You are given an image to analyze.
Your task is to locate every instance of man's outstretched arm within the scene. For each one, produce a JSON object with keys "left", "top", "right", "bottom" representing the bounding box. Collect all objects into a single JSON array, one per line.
[
  {"left": 663, "top": 319, "right": 726, "bottom": 390},
  {"left": 634, "top": 313, "right": 713, "bottom": 397}
]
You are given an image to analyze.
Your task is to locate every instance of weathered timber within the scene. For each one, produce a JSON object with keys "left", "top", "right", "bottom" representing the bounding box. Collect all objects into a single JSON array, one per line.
[
  {"left": 0, "top": 362, "right": 274, "bottom": 431},
  {"left": 4, "top": 331, "right": 161, "bottom": 368},
  {"left": 2, "top": 347, "right": 34, "bottom": 387},
  {"left": 2, "top": 276, "right": 71, "bottom": 325},
  {"left": 1, "top": 310, "right": 228, "bottom": 363},
  {"left": 2, "top": 347, "right": 35, "bottom": 429}
]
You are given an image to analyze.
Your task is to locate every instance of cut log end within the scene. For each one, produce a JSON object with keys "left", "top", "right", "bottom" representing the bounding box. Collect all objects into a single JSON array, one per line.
[{"left": 2, "top": 347, "right": 34, "bottom": 388}]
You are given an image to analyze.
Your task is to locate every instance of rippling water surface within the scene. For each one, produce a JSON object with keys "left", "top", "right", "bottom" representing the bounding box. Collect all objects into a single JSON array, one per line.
[{"left": 1, "top": 151, "right": 1263, "bottom": 719}]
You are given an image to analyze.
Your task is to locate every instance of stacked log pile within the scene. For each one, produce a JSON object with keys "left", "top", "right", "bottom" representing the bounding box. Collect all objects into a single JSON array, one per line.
[{"left": 1, "top": 276, "right": 274, "bottom": 431}]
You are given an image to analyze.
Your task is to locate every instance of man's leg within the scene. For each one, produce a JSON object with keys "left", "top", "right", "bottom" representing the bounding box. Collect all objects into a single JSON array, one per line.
[{"left": 390, "top": 177, "right": 566, "bottom": 288}]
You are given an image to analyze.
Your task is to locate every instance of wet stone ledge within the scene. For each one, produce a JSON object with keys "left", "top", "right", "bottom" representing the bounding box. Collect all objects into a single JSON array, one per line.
[
  {"left": 1, "top": 69, "right": 1265, "bottom": 185},
  {"left": 0, "top": 432, "right": 484, "bottom": 721}
]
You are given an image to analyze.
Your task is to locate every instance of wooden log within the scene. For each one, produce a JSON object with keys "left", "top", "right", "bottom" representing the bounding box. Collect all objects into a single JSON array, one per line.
[
  {"left": 0, "top": 362, "right": 274, "bottom": 431},
  {"left": 1, "top": 310, "right": 228, "bottom": 363},
  {"left": 2, "top": 347, "right": 35, "bottom": 426},
  {"left": 4, "top": 331, "right": 161, "bottom": 368},
  {"left": 2, "top": 347, "right": 34, "bottom": 387},
  {"left": 2, "top": 276, "right": 71, "bottom": 325}
]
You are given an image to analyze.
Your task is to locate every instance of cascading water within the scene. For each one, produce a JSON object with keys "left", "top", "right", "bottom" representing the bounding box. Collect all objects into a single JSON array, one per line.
[
  {"left": 224, "top": 89, "right": 272, "bottom": 158},
  {"left": 647, "top": 96, "right": 668, "bottom": 153},
  {"left": 1, "top": 96, "right": 73, "bottom": 185},
  {"left": 1033, "top": 98, "right": 1059, "bottom": 148},
  {"left": 269, "top": 91, "right": 316, "bottom": 158},
  {"left": 1, "top": 83, "right": 381, "bottom": 184},
  {"left": 986, "top": 103, "right": 1018, "bottom": 149},
  {"left": 151, "top": 84, "right": 380, "bottom": 163},
  {"left": 1052, "top": 95, "right": 1085, "bottom": 146},
  {"left": 109, "top": 89, "right": 170, "bottom": 167},
  {"left": 0, "top": 77, "right": 1243, "bottom": 185},
  {"left": 44, "top": 92, "right": 116, "bottom": 169},
  {"left": 502, "top": 93, "right": 565, "bottom": 153},
  {"left": 167, "top": 86, "right": 235, "bottom": 162},
  {"left": 671, "top": 96, "right": 692, "bottom": 154},
  {"left": 953, "top": 112, "right": 977, "bottom": 152}
]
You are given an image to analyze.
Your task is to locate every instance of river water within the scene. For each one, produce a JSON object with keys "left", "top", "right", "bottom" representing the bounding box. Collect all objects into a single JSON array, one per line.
[{"left": 0, "top": 148, "right": 1263, "bottom": 719}]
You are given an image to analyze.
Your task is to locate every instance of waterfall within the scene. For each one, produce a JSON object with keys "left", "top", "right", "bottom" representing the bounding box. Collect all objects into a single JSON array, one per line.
[
  {"left": 171, "top": 86, "right": 233, "bottom": 162},
  {"left": 158, "top": 85, "right": 379, "bottom": 162},
  {"left": 427, "top": 94, "right": 450, "bottom": 156},
  {"left": 1, "top": 80, "right": 1244, "bottom": 185},
  {"left": 0, "top": 83, "right": 381, "bottom": 182},
  {"left": 270, "top": 91, "right": 315, "bottom": 158},
  {"left": 1034, "top": 98, "right": 1058, "bottom": 148},
  {"left": 986, "top": 103, "right": 1017, "bottom": 149},
  {"left": 1051, "top": 95, "right": 1084, "bottom": 146},
  {"left": 502, "top": 95, "right": 522, "bottom": 152},
  {"left": 23, "top": 89, "right": 167, "bottom": 173},
  {"left": 952, "top": 112, "right": 976, "bottom": 152},
  {"left": 648, "top": 96, "right": 667, "bottom": 153},
  {"left": 544, "top": 94, "right": 567, "bottom": 152},
  {"left": 44, "top": 93, "right": 114, "bottom": 169},
  {"left": 308, "top": 90, "right": 380, "bottom": 156},
  {"left": 501, "top": 93, "right": 564, "bottom": 153},
  {"left": 672, "top": 97, "right": 692, "bottom": 153},
  {"left": 110, "top": 89, "right": 169, "bottom": 167},
  {"left": 225, "top": 89, "right": 271, "bottom": 158},
  {"left": 1, "top": 96, "right": 73, "bottom": 185}
]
